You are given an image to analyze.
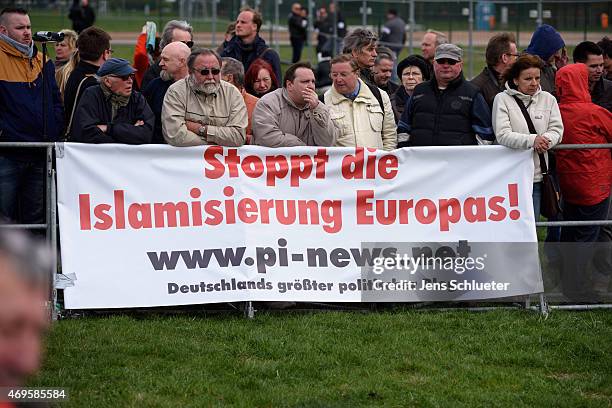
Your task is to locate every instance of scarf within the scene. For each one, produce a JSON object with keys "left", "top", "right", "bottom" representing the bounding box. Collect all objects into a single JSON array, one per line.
[
  {"left": 0, "top": 32, "right": 33, "bottom": 58},
  {"left": 100, "top": 80, "right": 130, "bottom": 120}
]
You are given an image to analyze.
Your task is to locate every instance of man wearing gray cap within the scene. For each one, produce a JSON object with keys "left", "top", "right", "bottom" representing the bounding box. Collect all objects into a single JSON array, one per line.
[
  {"left": 397, "top": 43, "right": 493, "bottom": 147},
  {"left": 70, "top": 57, "right": 154, "bottom": 143}
]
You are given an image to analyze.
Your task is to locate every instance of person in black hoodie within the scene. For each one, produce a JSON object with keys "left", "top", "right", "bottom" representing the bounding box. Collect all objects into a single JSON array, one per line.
[
  {"left": 71, "top": 58, "right": 154, "bottom": 144},
  {"left": 68, "top": 0, "right": 95, "bottom": 34}
]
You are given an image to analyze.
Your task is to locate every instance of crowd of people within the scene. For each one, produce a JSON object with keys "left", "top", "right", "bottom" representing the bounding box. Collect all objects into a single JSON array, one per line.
[{"left": 0, "top": 6, "right": 611, "bottom": 293}]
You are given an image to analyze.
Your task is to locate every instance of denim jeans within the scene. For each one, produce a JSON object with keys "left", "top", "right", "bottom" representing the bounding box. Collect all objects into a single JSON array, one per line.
[
  {"left": 532, "top": 182, "right": 542, "bottom": 221},
  {"left": 0, "top": 156, "right": 45, "bottom": 224}
]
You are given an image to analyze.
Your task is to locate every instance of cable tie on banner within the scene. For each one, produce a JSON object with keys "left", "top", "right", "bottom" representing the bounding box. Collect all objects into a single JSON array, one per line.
[
  {"left": 54, "top": 273, "right": 76, "bottom": 289},
  {"left": 55, "top": 142, "right": 64, "bottom": 158}
]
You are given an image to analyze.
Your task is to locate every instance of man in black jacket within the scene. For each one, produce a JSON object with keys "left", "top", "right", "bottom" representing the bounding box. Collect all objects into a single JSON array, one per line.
[
  {"left": 397, "top": 44, "right": 493, "bottom": 147},
  {"left": 288, "top": 3, "right": 307, "bottom": 63},
  {"left": 63, "top": 26, "right": 111, "bottom": 133},
  {"left": 68, "top": 0, "right": 95, "bottom": 33},
  {"left": 470, "top": 32, "right": 517, "bottom": 111},
  {"left": 71, "top": 58, "right": 154, "bottom": 144}
]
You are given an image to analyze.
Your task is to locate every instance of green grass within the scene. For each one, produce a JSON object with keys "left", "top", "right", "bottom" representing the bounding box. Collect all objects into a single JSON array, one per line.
[{"left": 30, "top": 310, "right": 612, "bottom": 407}]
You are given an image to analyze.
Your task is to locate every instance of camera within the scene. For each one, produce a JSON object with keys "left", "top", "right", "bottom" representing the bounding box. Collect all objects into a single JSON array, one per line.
[{"left": 32, "top": 31, "right": 65, "bottom": 42}]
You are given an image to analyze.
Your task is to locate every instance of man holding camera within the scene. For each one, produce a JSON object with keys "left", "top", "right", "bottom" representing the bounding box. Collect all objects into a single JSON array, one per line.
[{"left": 0, "top": 7, "right": 63, "bottom": 226}]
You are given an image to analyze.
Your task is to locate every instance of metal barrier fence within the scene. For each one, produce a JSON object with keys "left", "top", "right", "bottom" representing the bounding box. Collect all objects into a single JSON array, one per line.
[{"left": 1, "top": 142, "right": 611, "bottom": 318}]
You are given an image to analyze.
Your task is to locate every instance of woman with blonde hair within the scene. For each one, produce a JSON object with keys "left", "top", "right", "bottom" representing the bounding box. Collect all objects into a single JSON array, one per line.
[{"left": 55, "top": 29, "right": 78, "bottom": 100}]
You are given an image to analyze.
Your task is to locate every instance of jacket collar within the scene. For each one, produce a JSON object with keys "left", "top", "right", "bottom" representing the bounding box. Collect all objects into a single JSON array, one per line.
[
  {"left": 430, "top": 72, "right": 465, "bottom": 92},
  {"left": 503, "top": 81, "right": 542, "bottom": 103},
  {"left": 329, "top": 78, "right": 376, "bottom": 105}
]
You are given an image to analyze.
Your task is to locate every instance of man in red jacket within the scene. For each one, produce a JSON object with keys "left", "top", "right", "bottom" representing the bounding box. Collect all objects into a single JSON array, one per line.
[{"left": 556, "top": 63, "right": 612, "bottom": 299}]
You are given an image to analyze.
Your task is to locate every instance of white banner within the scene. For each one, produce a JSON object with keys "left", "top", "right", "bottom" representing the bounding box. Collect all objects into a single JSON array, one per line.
[{"left": 56, "top": 143, "right": 541, "bottom": 309}]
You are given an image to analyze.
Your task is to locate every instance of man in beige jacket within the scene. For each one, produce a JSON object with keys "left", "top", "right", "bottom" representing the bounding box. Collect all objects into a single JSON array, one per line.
[
  {"left": 252, "top": 61, "right": 336, "bottom": 147},
  {"left": 324, "top": 54, "right": 397, "bottom": 151},
  {"left": 161, "top": 48, "right": 247, "bottom": 146}
]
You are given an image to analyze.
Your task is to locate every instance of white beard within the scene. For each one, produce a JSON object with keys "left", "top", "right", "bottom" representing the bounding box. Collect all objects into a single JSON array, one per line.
[{"left": 160, "top": 69, "right": 173, "bottom": 82}]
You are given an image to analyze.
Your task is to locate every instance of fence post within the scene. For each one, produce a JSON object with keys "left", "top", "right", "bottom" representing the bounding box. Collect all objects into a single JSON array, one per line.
[
  {"left": 408, "top": 0, "right": 415, "bottom": 55},
  {"left": 468, "top": 0, "right": 474, "bottom": 79}
]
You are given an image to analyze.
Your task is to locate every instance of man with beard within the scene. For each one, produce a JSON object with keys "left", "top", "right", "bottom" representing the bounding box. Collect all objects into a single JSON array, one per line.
[
  {"left": 142, "top": 41, "right": 191, "bottom": 143},
  {"left": 162, "top": 48, "right": 247, "bottom": 146},
  {"left": 71, "top": 58, "right": 154, "bottom": 144}
]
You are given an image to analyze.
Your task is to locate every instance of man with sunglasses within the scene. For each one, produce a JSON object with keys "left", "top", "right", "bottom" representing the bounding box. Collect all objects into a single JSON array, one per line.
[
  {"left": 162, "top": 48, "right": 247, "bottom": 147},
  {"left": 397, "top": 43, "right": 493, "bottom": 147},
  {"left": 71, "top": 58, "right": 154, "bottom": 144}
]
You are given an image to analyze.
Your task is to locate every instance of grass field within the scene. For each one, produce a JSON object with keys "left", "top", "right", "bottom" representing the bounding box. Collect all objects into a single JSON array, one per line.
[{"left": 29, "top": 309, "right": 612, "bottom": 407}]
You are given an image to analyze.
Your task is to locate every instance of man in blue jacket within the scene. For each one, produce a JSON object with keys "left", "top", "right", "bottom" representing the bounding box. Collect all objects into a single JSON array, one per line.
[{"left": 0, "top": 7, "right": 63, "bottom": 225}]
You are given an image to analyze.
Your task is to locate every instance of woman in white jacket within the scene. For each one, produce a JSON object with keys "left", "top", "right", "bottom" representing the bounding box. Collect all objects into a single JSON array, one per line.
[{"left": 492, "top": 54, "right": 564, "bottom": 219}]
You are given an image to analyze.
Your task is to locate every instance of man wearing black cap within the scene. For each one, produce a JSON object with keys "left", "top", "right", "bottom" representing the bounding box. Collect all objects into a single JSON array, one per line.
[
  {"left": 397, "top": 43, "right": 493, "bottom": 147},
  {"left": 70, "top": 57, "right": 154, "bottom": 144}
]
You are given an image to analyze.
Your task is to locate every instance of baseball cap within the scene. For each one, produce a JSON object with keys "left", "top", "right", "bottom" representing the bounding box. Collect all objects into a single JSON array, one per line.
[{"left": 434, "top": 44, "right": 463, "bottom": 61}]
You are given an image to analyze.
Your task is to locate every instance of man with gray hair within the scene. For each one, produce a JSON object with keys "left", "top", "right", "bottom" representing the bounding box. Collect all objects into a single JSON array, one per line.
[
  {"left": 342, "top": 28, "right": 378, "bottom": 84},
  {"left": 221, "top": 56, "right": 259, "bottom": 141},
  {"left": 0, "top": 228, "right": 52, "bottom": 388},
  {"left": 141, "top": 19, "right": 193, "bottom": 89},
  {"left": 372, "top": 46, "right": 399, "bottom": 95},
  {"left": 421, "top": 29, "right": 447, "bottom": 75},
  {"left": 142, "top": 41, "right": 191, "bottom": 143},
  {"left": 162, "top": 48, "right": 247, "bottom": 146},
  {"left": 71, "top": 58, "right": 154, "bottom": 143}
]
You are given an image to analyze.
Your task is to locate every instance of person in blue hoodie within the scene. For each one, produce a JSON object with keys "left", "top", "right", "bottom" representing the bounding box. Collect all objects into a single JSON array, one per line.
[{"left": 525, "top": 24, "right": 567, "bottom": 95}]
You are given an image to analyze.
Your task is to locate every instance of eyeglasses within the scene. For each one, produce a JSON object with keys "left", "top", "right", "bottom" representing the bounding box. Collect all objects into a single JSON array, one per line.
[
  {"left": 111, "top": 73, "right": 135, "bottom": 81},
  {"left": 181, "top": 40, "right": 194, "bottom": 48},
  {"left": 200, "top": 68, "right": 221, "bottom": 76},
  {"left": 506, "top": 53, "right": 520, "bottom": 58},
  {"left": 435, "top": 58, "right": 459, "bottom": 65}
]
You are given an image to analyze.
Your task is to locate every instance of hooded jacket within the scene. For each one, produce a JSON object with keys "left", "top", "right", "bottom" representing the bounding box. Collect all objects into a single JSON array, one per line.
[
  {"left": 556, "top": 64, "right": 612, "bottom": 206},
  {"left": 525, "top": 25, "right": 565, "bottom": 63},
  {"left": 525, "top": 25, "right": 565, "bottom": 94},
  {"left": 0, "top": 40, "right": 64, "bottom": 150},
  {"left": 492, "top": 83, "right": 563, "bottom": 182}
]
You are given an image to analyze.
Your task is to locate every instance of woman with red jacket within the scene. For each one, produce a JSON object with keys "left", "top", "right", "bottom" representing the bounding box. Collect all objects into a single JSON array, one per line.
[{"left": 556, "top": 63, "right": 612, "bottom": 299}]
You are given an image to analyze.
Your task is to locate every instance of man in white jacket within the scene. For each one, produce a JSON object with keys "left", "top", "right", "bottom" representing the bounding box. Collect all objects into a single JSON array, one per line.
[{"left": 324, "top": 54, "right": 397, "bottom": 151}]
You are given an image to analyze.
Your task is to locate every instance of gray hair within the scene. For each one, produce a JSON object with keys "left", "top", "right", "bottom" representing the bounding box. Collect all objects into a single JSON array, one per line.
[
  {"left": 221, "top": 57, "right": 245, "bottom": 87},
  {"left": 160, "top": 20, "right": 193, "bottom": 50},
  {"left": 342, "top": 28, "right": 378, "bottom": 54},
  {"left": 375, "top": 46, "right": 395, "bottom": 64},
  {"left": 0, "top": 228, "right": 52, "bottom": 292},
  {"left": 426, "top": 29, "right": 448, "bottom": 46},
  {"left": 187, "top": 48, "right": 222, "bottom": 72}
]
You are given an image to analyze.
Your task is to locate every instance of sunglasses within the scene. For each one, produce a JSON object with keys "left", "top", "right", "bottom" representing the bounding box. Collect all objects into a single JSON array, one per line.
[
  {"left": 200, "top": 68, "right": 221, "bottom": 76},
  {"left": 111, "top": 73, "right": 135, "bottom": 81},
  {"left": 435, "top": 58, "right": 459, "bottom": 65},
  {"left": 181, "top": 40, "right": 194, "bottom": 48}
]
